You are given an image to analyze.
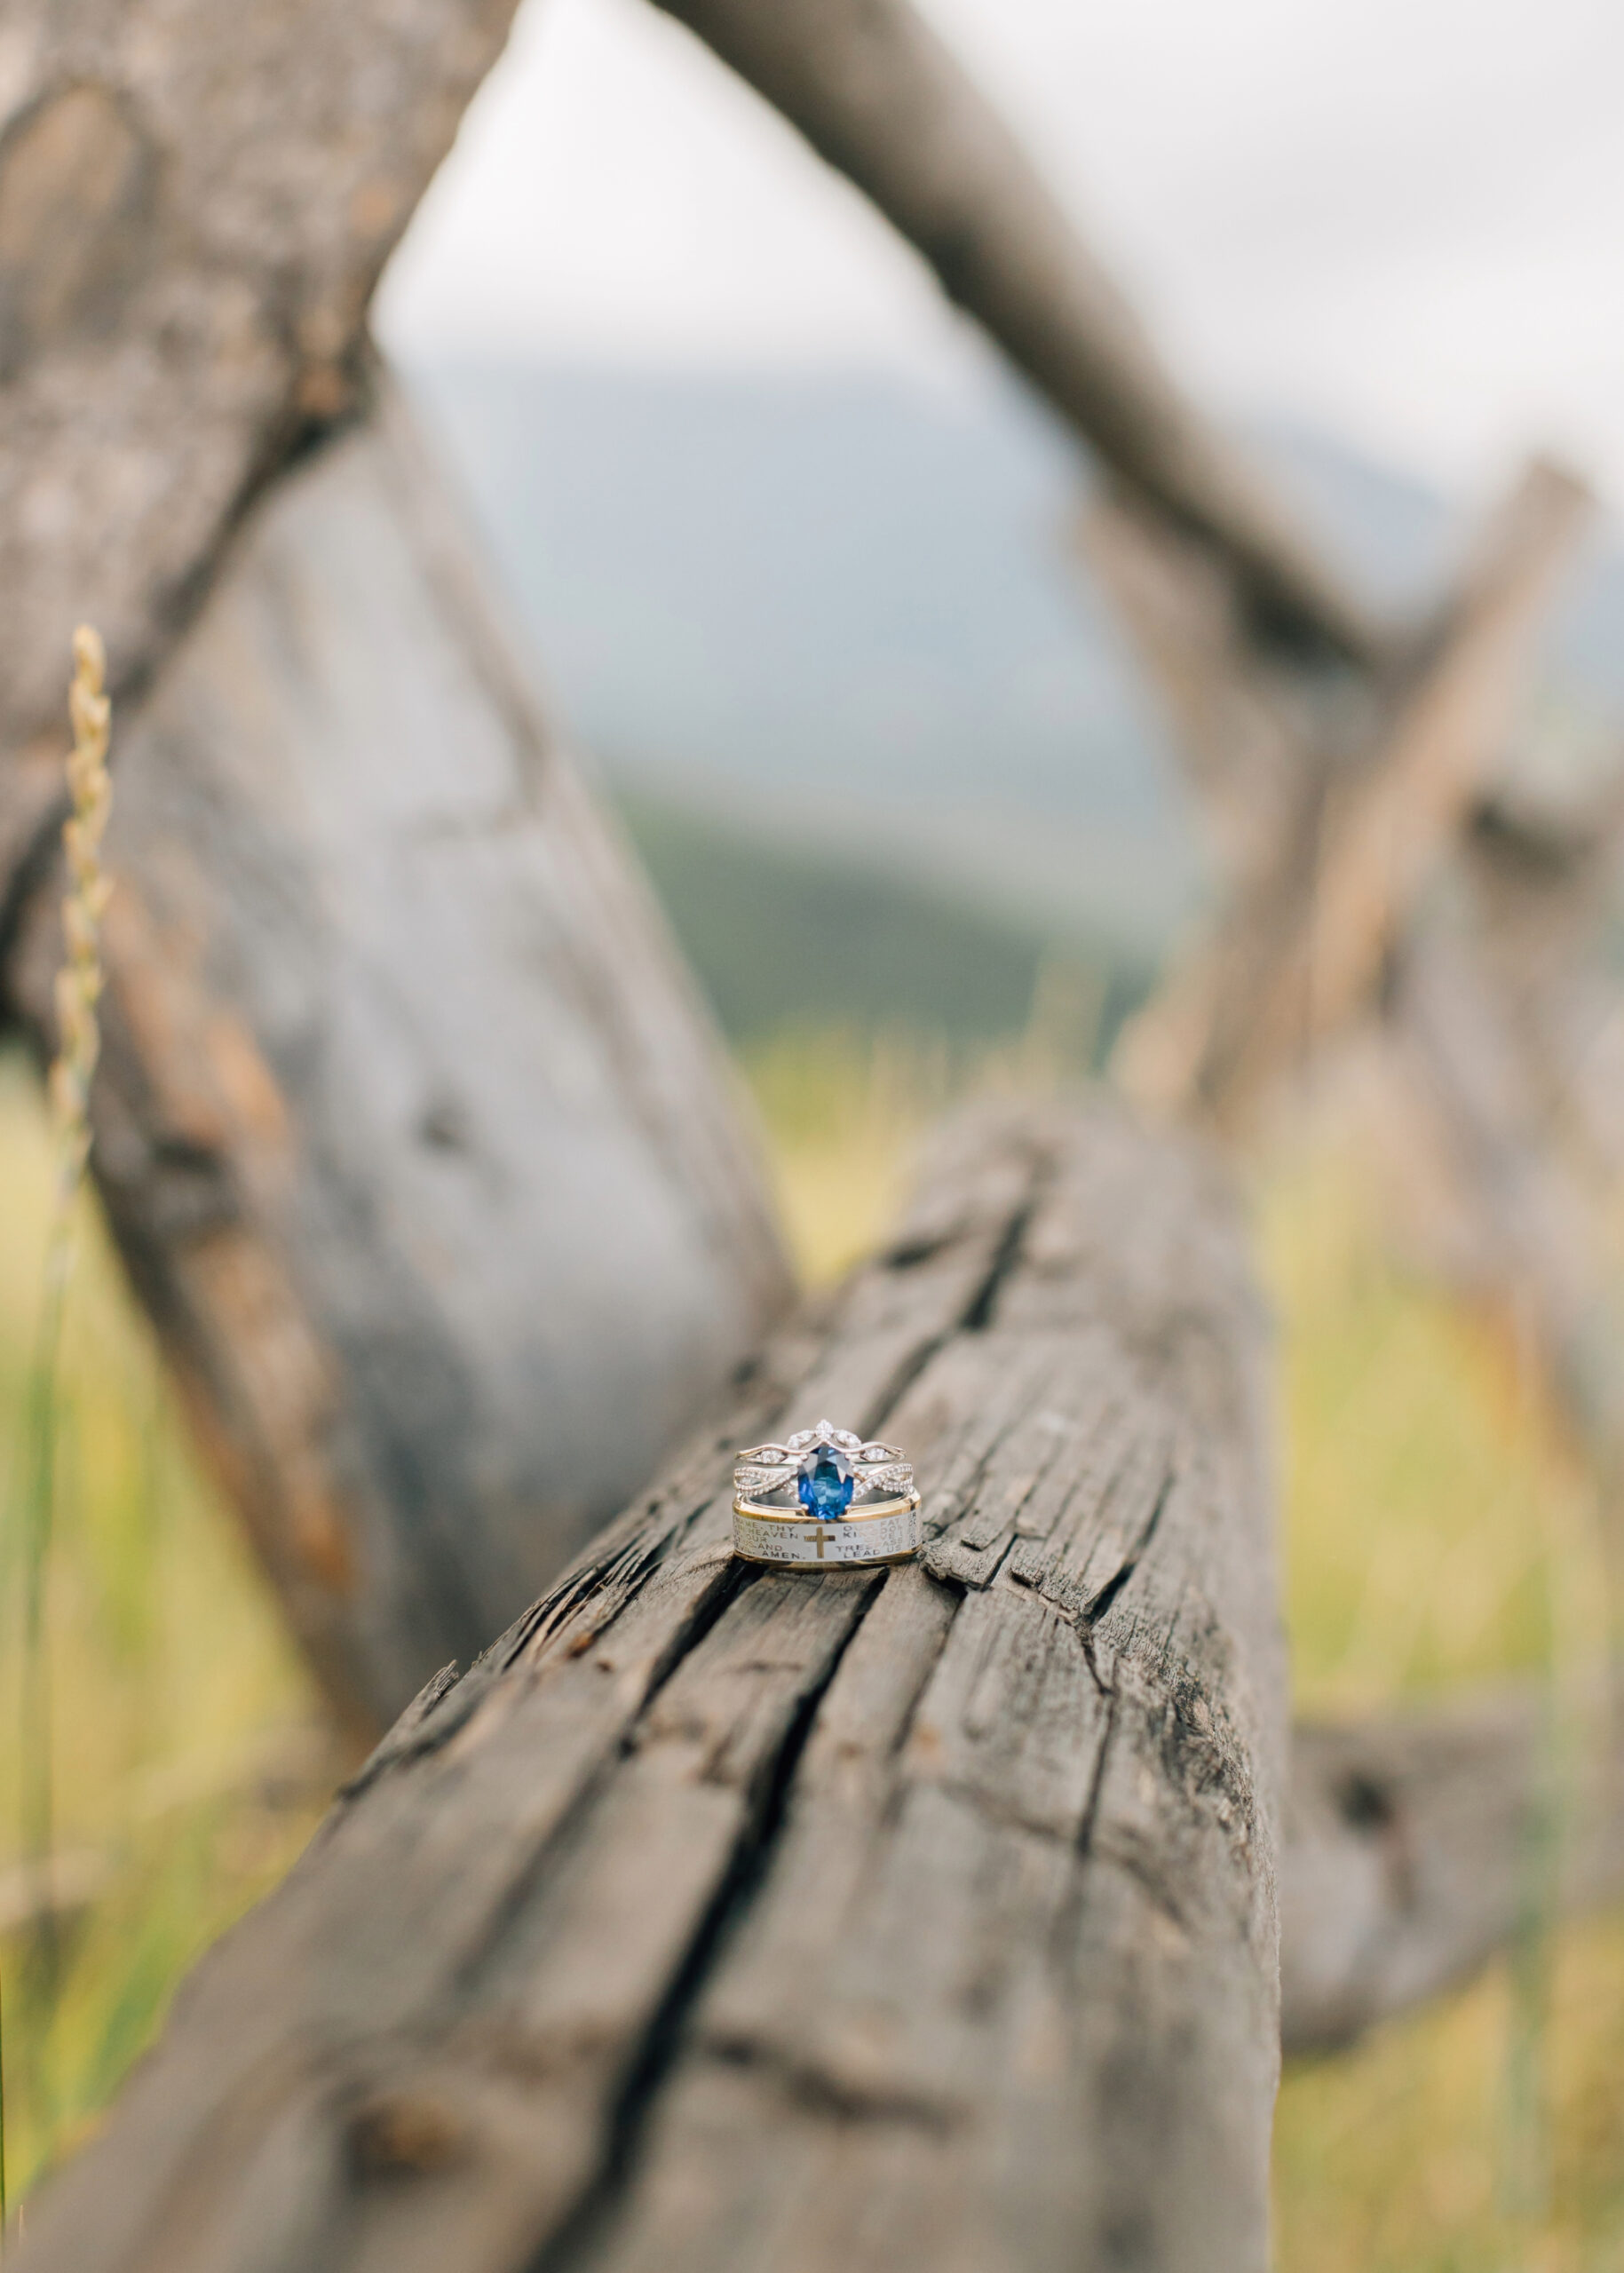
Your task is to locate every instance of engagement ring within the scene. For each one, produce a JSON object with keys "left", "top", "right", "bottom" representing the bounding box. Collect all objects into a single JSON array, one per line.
[{"left": 732, "top": 1421, "right": 921, "bottom": 1569}]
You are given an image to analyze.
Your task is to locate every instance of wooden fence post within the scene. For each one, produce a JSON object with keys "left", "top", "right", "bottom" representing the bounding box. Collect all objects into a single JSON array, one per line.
[
  {"left": 0, "top": 9, "right": 793, "bottom": 1732},
  {"left": 5, "top": 377, "right": 791, "bottom": 1736}
]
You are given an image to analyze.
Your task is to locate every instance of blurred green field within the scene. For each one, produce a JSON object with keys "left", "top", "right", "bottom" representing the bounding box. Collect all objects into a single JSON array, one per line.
[
  {"left": 615, "top": 786, "right": 1153, "bottom": 1055},
  {"left": 0, "top": 1050, "right": 329, "bottom": 2206},
  {"left": 0, "top": 1030, "right": 1621, "bottom": 2264}
]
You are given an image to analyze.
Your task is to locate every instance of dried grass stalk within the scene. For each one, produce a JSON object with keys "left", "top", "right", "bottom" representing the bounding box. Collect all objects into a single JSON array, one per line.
[
  {"left": 47, "top": 626, "right": 113, "bottom": 1219},
  {"left": 1, "top": 628, "right": 113, "bottom": 2237}
]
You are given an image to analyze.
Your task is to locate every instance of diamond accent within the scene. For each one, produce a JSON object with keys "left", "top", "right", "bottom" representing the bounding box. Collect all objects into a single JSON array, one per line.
[
  {"left": 855, "top": 1462, "right": 911, "bottom": 1494},
  {"left": 735, "top": 1462, "right": 794, "bottom": 1496},
  {"left": 785, "top": 1420, "right": 862, "bottom": 1453}
]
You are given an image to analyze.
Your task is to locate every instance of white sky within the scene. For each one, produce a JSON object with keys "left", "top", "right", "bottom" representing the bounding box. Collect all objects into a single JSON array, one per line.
[{"left": 378, "top": 0, "right": 1624, "bottom": 504}]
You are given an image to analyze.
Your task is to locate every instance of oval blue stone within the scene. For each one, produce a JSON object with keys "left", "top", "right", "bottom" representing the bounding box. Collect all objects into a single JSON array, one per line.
[{"left": 796, "top": 1438, "right": 854, "bottom": 1518}]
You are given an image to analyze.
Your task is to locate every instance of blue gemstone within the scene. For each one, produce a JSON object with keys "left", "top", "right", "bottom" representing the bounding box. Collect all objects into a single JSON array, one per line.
[{"left": 797, "top": 1439, "right": 854, "bottom": 1518}]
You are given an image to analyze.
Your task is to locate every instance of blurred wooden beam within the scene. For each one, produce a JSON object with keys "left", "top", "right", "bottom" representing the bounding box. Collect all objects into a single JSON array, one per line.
[
  {"left": 1284, "top": 1681, "right": 1624, "bottom": 2055},
  {"left": 1082, "top": 461, "right": 1619, "bottom": 1491},
  {"left": 1073, "top": 481, "right": 1347, "bottom": 891},
  {"left": 1113, "top": 459, "right": 1594, "bottom": 1129},
  {"left": 1094, "top": 466, "right": 1624, "bottom": 1480},
  {"left": 0, "top": 6, "right": 793, "bottom": 1734},
  {"left": 0, "top": 0, "right": 526, "bottom": 907},
  {"left": 6, "top": 379, "right": 791, "bottom": 1736},
  {"left": 1457, "top": 777, "right": 1624, "bottom": 1187},
  {"left": 652, "top": 0, "right": 1381, "bottom": 669},
  {"left": 1388, "top": 921, "right": 1624, "bottom": 1463}
]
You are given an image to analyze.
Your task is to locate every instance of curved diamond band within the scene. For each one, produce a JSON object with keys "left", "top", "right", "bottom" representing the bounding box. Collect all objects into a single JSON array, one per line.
[{"left": 733, "top": 1421, "right": 914, "bottom": 1509}]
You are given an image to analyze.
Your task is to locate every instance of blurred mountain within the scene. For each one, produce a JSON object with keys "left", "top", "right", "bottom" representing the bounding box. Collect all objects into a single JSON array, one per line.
[
  {"left": 401, "top": 360, "right": 1195, "bottom": 959},
  {"left": 400, "top": 359, "right": 1624, "bottom": 1035}
]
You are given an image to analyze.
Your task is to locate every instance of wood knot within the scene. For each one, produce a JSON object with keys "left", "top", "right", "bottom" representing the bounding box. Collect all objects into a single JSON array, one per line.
[
  {"left": 346, "top": 2090, "right": 465, "bottom": 2180},
  {"left": 1335, "top": 1770, "right": 1396, "bottom": 1834}
]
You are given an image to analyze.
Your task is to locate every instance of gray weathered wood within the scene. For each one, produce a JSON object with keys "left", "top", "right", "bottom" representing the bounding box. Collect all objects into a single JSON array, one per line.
[
  {"left": 1110, "top": 460, "right": 1594, "bottom": 1129},
  {"left": 0, "top": 0, "right": 523, "bottom": 899},
  {"left": 1461, "top": 781, "right": 1624, "bottom": 1177},
  {"left": 1283, "top": 1681, "right": 1624, "bottom": 2054},
  {"left": 0, "top": 0, "right": 1450, "bottom": 1754},
  {"left": 10, "top": 1098, "right": 1286, "bottom": 2273},
  {"left": 1087, "top": 467, "right": 1624, "bottom": 1498},
  {"left": 1387, "top": 920, "right": 1624, "bottom": 1463},
  {"left": 0, "top": 0, "right": 793, "bottom": 1737},
  {"left": 8, "top": 373, "right": 791, "bottom": 1737}
]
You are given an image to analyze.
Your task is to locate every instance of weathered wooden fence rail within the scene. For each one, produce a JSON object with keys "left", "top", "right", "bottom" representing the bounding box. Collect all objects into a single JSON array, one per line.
[
  {"left": 12, "top": 1100, "right": 1287, "bottom": 2273},
  {"left": 11, "top": 1098, "right": 1624, "bottom": 2269}
]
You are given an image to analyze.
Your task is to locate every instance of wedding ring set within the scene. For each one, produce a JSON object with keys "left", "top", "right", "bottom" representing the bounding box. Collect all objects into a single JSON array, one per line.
[{"left": 732, "top": 1420, "right": 922, "bottom": 1569}]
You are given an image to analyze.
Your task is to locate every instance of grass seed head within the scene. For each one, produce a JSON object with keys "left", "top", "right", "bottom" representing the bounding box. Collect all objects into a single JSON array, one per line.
[{"left": 50, "top": 628, "right": 112, "bottom": 1210}]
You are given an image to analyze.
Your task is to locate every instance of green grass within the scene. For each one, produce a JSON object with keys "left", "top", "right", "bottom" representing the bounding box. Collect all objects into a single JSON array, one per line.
[
  {"left": 0, "top": 1029, "right": 1620, "bottom": 2264},
  {"left": 1257, "top": 1144, "right": 1624, "bottom": 2273},
  {"left": 0, "top": 1049, "right": 328, "bottom": 2201}
]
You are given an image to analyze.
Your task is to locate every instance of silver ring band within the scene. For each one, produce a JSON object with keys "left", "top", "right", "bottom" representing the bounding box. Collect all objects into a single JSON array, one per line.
[{"left": 732, "top": 1490, "right": 923, "bottom": 1569}]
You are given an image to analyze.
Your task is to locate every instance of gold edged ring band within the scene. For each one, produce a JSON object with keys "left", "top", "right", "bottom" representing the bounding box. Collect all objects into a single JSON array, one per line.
[{"left": 732, "top": 1490, "right": 923, "bottom": 1570}]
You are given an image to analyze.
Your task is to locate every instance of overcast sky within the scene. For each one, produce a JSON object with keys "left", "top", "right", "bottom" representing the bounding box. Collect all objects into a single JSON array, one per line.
[{"left": 378, "top": 0, "right": 1624, "bottom": 505}]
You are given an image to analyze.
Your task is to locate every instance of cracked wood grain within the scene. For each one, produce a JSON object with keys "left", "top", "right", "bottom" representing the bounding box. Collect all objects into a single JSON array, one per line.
[{"left": 11, "top": 1098, "right": 1284, "bottom": 2273}]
